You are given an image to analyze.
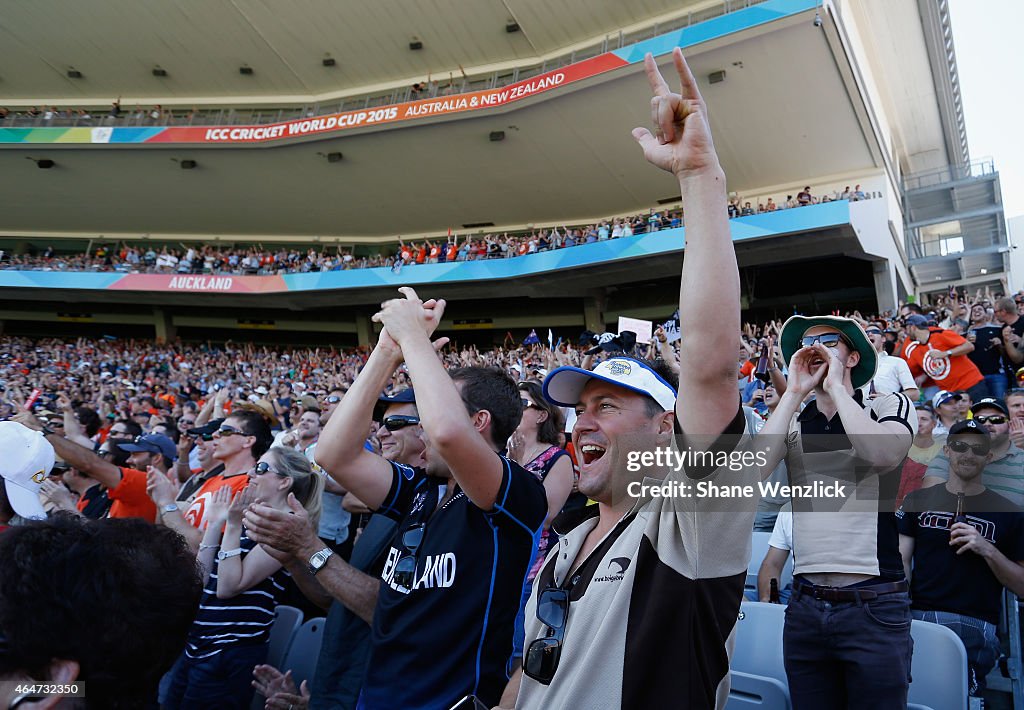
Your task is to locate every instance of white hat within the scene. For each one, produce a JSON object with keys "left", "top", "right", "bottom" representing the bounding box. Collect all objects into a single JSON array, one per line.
[
  {"left": 543, "top": 357, "right": 676, "bottom": 411},
  {"left": 0, "top": 421, "right": 55, "bottom": 520},
  {"left": 254, "top": 386, "right": 269, "bottom": 395}
]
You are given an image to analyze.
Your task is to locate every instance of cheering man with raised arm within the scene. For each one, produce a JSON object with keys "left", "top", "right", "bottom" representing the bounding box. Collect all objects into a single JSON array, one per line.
[
  {"left": 310, "top": 293, "right": 547, "bottom": 710},
  {"left": 510, "top": 49, "right": 760, "bottom": 710}
]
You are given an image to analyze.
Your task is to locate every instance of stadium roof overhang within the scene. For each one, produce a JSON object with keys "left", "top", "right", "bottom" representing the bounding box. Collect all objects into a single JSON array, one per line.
[{"left": 0, "top": 2, "right": 889, "bottom": 241}]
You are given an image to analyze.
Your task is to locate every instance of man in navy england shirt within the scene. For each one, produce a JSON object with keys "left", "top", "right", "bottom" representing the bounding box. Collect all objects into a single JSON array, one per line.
[
  {"left": 311, "top": 292, "right": 547, "bottom": 710},
  {"left": 898, "top": 419, "right": 1024, "bottom": 697}
]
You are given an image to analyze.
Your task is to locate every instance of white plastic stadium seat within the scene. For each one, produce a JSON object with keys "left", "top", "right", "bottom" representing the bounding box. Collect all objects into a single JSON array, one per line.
[
  {"left": 732, "top": 602, "right": 788, "bottom": 684},
  {"left": 727, "top": 670, "right": 791, "bottom": 709},
  {"left": 266, "top": 605, "right": 304, "bottom": 669},
  {"left": 250, "top": 605, "right": 304, "bottom": 710},
  {"left": 280, "top": 616, "right": 327, "bottom": 688},
  {"left": 907, "top": 619, "right": 969, "bottom": 710}
]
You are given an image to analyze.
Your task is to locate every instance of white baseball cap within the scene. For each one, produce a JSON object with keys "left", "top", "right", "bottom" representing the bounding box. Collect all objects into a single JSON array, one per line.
[
  {"left": 0, "top": 421, "right": 55, "bottom": 520},
  {"left": 543, "top": 357, "right": 677, "bottom": 411}
]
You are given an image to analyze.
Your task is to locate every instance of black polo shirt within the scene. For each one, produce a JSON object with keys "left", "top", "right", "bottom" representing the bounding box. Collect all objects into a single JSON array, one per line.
[
  {"left": 786, "top": 390, "right": 916, "bottom": 580},
  {"left": 358, "top": 455, "right": 546, "bottom": 710}
]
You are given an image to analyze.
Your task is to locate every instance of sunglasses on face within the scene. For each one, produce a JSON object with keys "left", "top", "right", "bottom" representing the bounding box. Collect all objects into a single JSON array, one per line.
[
  {"left": 251, "top": 461, "right": 281, "bottom": 476},
  {"left": 524, "top": 586, "right": 570, "bottom": 683},
  {"left": 521, "top": 398, "right": 543, "bottom": 410},
  {"left": 324, "top": 395, "right": 342, "bottom": 404},
  {"left": 972, "top": 414, "right": 1007, "bottom": 425},
  {"left": 382, "top": 415, "right": 420, "bottom": 432},
  {"left": 864, "top": 329, "right": 882, "bottom": 336},
  {"left": 948, "top": 440, "right": 990, "bottom": 456},
  {"left": 215, "top": 425, "right": 248, "bottom": 438},
  {"left": 801, "top": 333, "right": 851, "bottom": 349},
  {"left": 392, "top": 523, "right": 426, "bottom": 589}
]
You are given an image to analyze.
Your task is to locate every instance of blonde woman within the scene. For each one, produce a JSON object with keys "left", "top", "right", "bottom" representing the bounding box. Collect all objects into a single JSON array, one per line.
[{"left": 165, "top": 446, "right": 324, "bottom": 710}]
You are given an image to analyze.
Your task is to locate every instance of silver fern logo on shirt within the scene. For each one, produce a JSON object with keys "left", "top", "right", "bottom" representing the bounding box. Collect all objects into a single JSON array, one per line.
[{"left": 593, "top": 557, "right": 631, "bottom": 583}]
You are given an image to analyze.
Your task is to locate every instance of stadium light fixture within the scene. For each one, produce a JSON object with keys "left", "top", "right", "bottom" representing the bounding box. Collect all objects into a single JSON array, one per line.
[
  {"left": 180, "top": 160, "right": 197, "bottom": 170},
  {"left": 326, "top": 152, "right": 343, "bottom": 163},
  {"left": 506, "top": 21, "right": 520, "bottom": 33},
  {"left": 153, "top": 67, "right": 168, "bottom": 77},
  {"left": 489, "top": 131, "right": 505, "bottom": 142},
  {"left": 66, "top": 68, "right": 83, "bottom": 79},
  {"left": 322, "top": 56, "right": 336, "bottom": 67},
  {"left": 26, "top": 157, "right": 56, "bottom": 169},
  {"left": 239, "top": 65, "right": 254, "bottom": 75},
  {"left": 409, "top": 38, "right": 423, "bottom": 51}
]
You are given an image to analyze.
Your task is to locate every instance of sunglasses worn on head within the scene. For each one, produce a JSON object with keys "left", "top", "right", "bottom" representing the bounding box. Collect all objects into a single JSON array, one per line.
[
  {"left": 948, "top": 440, "right": 990, "bottom": 456},
  {"left": 801, "top": 333, "right": 851, "bottom": 349},
  {"left": 392, "top": 523, "right": 426, "bottom": 589},
  {"left": 382, "top": 415, "right": 420, "bottom": 432},
  {"left": 524, "top": 586, "right": 570, "bottom": 683},
  {"left": 973, "top": 414, "right": 1006, "bottom": 425}
]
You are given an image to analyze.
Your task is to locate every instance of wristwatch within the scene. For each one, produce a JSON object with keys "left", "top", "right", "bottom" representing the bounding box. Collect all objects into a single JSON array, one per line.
[
  {"left": 308, "top": 547, "right": 334, "bottom": 576},
  {"left": 217, "top": 548, "right": 244, "bottom": 561},
  {"left": 160, "top": 503, "right": 178, "bottom": 516}
]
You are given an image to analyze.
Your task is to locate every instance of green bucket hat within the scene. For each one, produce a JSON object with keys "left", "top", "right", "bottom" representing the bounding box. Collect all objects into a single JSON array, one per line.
[{"left": 779, "top": 315, "right": 877, "bottom": 390}]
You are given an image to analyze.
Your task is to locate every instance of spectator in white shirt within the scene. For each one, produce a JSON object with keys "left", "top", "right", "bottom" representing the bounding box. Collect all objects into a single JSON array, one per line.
[{"left": 864, "top": 322, "right": 919, "bottom": 401}]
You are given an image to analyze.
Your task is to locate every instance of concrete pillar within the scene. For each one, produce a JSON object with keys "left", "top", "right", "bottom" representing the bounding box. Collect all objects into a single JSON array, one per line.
[
  {"left": 583, "top": 289, "right": 607, "bottom": 333},
  {"left": 355, "top": 312, "right": 374, "bottom": 347},
  {"left": 153, "top": 309, "right": 176, "bottom": 343},
  {"left": 872, "top": 260, "right": 897, "bottom": 315}
]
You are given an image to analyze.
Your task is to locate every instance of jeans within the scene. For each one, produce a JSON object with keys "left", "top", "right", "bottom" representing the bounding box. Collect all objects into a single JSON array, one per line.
[
  {"left": 164, "top": 643, "right": 267, "bottom": 710},
  {"left": 985, "top": 373, "right": 1009, "bottom": 402},
  {"left": 912, "top": 610, "right": 999, "bottom": 696},
  {"left": 966, "top": 379, "right": 992, "bottom": 405},
  {"left": 783, "top": 584, "right": 913, "bottom": 710}
]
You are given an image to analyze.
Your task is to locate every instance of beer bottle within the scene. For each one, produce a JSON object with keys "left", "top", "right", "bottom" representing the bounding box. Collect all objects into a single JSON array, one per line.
[
  {"left": 754, "top": 337, "right": 774, "bottom": 383},
  {"left": 952, "top": 492, "right": 968, "bottom": 534},
  {"left": 769, "top": 578, "right": 780, "bottom": 604}
]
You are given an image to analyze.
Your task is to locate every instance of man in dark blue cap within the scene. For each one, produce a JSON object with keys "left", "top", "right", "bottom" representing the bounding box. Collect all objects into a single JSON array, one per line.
[
  {"left": 244, "top": 388, "right": 432, "bottom": 710},
  {"left": 118, "top": 432, "right": 178, "bottom": 471}
]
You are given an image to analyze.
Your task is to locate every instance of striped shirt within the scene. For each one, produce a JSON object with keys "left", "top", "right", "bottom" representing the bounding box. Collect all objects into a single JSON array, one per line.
[
  {"left": 923, "top": 444, "right": 1024, "bottom": 507},
  {"left": 186, "top": 530, "right": 290, "bottom": 659}
]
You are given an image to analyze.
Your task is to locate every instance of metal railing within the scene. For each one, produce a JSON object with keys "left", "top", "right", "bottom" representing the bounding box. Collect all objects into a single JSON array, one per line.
[
  {"left": 902, "top": 157, "right": 997, "bottom": 191},
  {"left": 908, "top": 227, "right": 1004, "bottom": 259},
  {"left": 0, "top": 0, "right": 770, "bottom": 130}
]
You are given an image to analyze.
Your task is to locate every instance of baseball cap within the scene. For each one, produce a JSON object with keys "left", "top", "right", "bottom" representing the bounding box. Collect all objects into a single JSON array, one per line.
[
  {"left": 948, "top": 419, "right": 990, "bottom": 438},
  {"left": 543, "top": 357, "right": 676, "bottom": 411},
  {"left": 970, "top": 398, "right": 1008, "bottom": 416},
  {"left": 0, "top": 421, "right": 55, "bottom": 520},
  {"left": 118, "top": 433, "right": 178, "bottom": 462},
  {"left": 933, "top": 390, "right": 958, "bottom": 409},
  {"left": 379, "top": 388, "right": 416, "bottom": 405},
  {"left": 905, "top": 314, "right": 930, "bottom": 328},
  {"left": 299, "top": 394, "right": 319, "bottom": 410},
  {"left": 186, "top": 418, "right": 225, "bottom": 437}
]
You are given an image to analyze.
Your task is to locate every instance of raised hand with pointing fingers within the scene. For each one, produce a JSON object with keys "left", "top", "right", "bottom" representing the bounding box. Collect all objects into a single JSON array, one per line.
[{"left": 631, "top": 48, "right": 721, "bottom": 180}]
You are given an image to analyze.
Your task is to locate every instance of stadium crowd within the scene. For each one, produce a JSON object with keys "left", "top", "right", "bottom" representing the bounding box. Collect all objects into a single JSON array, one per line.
[
  {"left": 1, "top": 51, "right": 1018, "bottom": 710},
  {"left": 0, "top": 185, "right": 874, "bottom": 276}
]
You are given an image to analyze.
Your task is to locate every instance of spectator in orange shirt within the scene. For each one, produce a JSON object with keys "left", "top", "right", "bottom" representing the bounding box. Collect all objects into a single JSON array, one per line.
[
  {"left": 904, "top": 314, "right": 987, "bottom": 403},
  {"left": 147, "top": 409, "right": 271, "bottom": 551},
  {"left": 12, "top": 410, "right": 175, "bottom": 522}
]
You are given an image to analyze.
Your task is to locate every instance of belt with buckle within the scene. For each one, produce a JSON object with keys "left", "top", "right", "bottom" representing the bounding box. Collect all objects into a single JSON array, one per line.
[{"left": 794, "top": 579, "right": 908, "bottom": 602}]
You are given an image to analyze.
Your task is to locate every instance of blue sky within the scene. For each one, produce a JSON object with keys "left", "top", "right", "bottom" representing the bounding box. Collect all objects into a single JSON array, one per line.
[{"left": 949, "top": 0, "right": 1024, "bottom": 217}]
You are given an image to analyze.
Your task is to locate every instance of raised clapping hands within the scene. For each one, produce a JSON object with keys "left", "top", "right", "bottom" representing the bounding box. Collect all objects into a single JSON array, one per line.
[
  {"left": 227, "top": 485, "right": 258, "bottom": 526},
  {"left": 372, "top": 287, "right": 450, "bottom": 357},
  {"left": 631, "top": 48, "right": 720, "bottom": 179},
  {"left": 203, "top": 484, "right": 235, "bottom": 529}
]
